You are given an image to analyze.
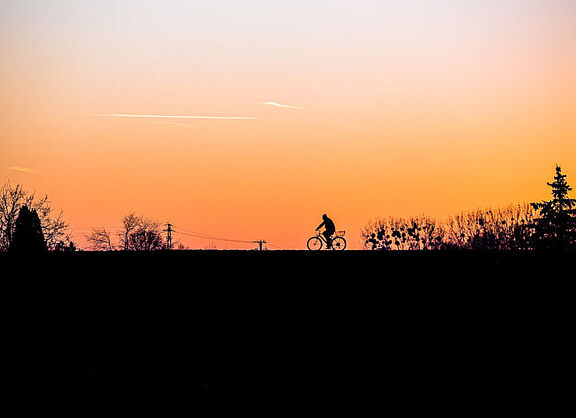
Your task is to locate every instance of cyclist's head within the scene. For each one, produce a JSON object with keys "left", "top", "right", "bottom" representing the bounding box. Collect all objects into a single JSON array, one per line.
[{"left": 322, "top": 213, "right": 328, "bottom": 220}]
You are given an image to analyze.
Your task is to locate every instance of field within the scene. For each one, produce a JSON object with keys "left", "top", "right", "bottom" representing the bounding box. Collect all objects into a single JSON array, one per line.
[{"left": 3, "top": 250, "right": 570, "bottom": 384}]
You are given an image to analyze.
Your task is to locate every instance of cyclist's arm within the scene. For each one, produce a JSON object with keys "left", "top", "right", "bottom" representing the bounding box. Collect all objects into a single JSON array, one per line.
[{"left": 316, "top": 221, "right": 325, "bottom": 231}]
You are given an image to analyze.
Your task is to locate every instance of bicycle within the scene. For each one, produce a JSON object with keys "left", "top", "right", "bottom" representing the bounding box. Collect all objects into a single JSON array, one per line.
[{"left": 307, "top": 230, "right": 347, "bottom": 251}]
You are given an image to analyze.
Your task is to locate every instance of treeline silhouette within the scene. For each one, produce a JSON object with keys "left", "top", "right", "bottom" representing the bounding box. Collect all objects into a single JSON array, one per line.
[
  {"left": 363, "top": 203, "right": 535, "bottom": 250},
  {"left": 0, "top": 182, "right": 72, "bottom": 252},
  {"left": 86, "top": 213, "right": 177, "bottom": 251},
  {"left": 1, "top": 165, "right": 575, "bottom": 252},
  {"left": 363, "top": 165, "right": 576, "bottom": 250}
]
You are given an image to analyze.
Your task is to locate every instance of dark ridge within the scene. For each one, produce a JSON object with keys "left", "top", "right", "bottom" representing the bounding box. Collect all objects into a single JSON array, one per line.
[{"left": 3, "top": 251, "right": 571, "bottom": 386}]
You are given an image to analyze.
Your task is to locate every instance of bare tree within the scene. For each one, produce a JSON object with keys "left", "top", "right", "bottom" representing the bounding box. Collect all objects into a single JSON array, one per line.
[
  {"left": 119, "top": 212, "right": 141, "bottom": 250},
  {"left": 86, "top": 227, "right": 114, "bottom": 251},
  {"left": 87, "top": 213, "right": 166, "bottom": 251},
  {"left": 32, "top": 194, "right": 69, "bottom": 250},
  {"left": 128, "top": 217, "right": 164, "bottom": 251},
  {"left": 0, "top": 182, "right": 26, "bottom": 250},
  {"left": 0, "top": 181, "right": 70, "bottom": 251},
  {"left": 109, "top": 213, "right": 165, "bottom": 251}
]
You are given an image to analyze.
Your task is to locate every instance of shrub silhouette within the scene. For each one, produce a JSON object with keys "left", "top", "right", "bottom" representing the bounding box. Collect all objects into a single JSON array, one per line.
[
  {"left": 363, "top": 216, "right": 448, "bottom": 250},
  {"left": 445, "top": 204, "right": 536, "bottom": 250},
  {"left": 363, "top": 204, "right": 537, "bottom": 250}
]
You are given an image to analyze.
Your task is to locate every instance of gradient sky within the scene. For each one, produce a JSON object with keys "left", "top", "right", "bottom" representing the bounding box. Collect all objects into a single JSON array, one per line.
[{"left": 1, "top": 0, "right": 575, "bottom": 249}]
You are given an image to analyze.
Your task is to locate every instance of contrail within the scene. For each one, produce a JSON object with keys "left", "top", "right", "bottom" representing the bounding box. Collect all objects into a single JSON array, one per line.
[
  {"left": 5, "top": 166, "right": 40, "bottom": 173},
  {"left": 93, "top": 113, "right": 258, "bottom": 120},
  {"left": 261, "top": 102, "right": 301, "bottom": 109}
]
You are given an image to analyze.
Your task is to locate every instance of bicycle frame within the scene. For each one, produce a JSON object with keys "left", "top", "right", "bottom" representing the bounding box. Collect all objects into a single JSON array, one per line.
[
  {"left": 315, "top": 231, "right": 340, "bottom": 246},
  {"left": 317, "top": 229, "right": 339, "bottom": 239},
  {"left": 308, "top": 230, "right": 346, "bottom": 250},
  {"left": 315, "top": 231, "right": 329, "bottom": 245}
]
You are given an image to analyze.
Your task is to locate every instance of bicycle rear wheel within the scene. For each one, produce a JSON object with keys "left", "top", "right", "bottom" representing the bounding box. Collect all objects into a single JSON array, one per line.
[
  {"left": 331, "top": 236, "right": 346, "bottom": 250},
  {"left": 307, "top": 236, "right": 323, "bottom": 250}
]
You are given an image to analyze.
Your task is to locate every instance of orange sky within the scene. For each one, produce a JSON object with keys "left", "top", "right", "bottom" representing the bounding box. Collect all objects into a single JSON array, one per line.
[{"left": 1, "top": 1, "right": 575, "bottom": 249}]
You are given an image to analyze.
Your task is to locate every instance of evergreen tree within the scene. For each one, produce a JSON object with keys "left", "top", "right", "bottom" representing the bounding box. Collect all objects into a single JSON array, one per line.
[
  {"left": 530, "top": 165, "right": 576, "bottom": 250},
  {"left": 9, "top": 205, "right": 47, "bottom": 253}
]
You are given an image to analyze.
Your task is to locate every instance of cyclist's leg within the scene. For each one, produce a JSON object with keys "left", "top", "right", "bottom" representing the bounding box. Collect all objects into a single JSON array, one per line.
[{"left": 323, "top": 230, "right": 334, "bottom": 248}]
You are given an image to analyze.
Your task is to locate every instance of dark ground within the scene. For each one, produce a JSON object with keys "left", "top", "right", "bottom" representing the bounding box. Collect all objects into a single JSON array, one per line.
[{"left": 2, "top": 250, "right": 571, "bottom": 384}]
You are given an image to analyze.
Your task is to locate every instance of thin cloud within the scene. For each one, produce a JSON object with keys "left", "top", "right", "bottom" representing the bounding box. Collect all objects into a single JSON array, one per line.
[
  {"left": 5, "top": 166, "right": 41, "bottom": 174},
  {"left": 261, "top": 101, "right": 301, "bottom": 109},
  {"left": 93, "top": 113, "right": 257, "bottom": 120}
]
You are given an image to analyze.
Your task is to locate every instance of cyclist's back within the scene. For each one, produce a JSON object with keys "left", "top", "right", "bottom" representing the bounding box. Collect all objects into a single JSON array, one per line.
[
  {"left": 323, "top": 216, "right": 335, "bottom": 233},
  {"left": 316, "top": 213, "right": 336, "bottom": 247}
]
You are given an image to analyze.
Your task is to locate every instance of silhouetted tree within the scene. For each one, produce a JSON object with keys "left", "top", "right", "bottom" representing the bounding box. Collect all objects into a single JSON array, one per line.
[
  {"left": 87, "top": 227, "right": 114, "bottom": 251},
  {"left": 129, "top": 223, "right": 164, "bottom": 251},
  {"left": 88, "top": 213, "right": 167, "bottom": 251},
  {"left": 9, "top": 206, "right": 46, "bottom": 253},
  {"left": 0, "top": 181, "right": 69, "bottom": 251},
  {"left": 125, "top": 215, "right": 164, "bottom": 251},
  {"left": 530, "top": 165, "right": 576, "bottom": 250},
  {"left": 119, "top": 213, "right": 141, "bottom": 251}
]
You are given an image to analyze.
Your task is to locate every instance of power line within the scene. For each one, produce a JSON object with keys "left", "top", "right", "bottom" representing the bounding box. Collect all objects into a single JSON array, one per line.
[
  {"left": 172, "top": 226, "right": 270, "bottom": 249},
  {"left": 172, "top": 224, "right": 255, "bottom": 243},
  {"left": 69, "top": 223, "right": 275, "bottom": 250},
  {"left": 173, "top": 229, "right": 254, "bottom": 244},
  {"left": 172, "top": 225, "right": 228, "bottom": 240}
]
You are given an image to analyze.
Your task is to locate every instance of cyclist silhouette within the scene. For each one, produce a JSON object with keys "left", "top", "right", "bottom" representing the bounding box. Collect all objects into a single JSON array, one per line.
[{"left": 316, "top": 214, "right": 336, "bottom": 249}]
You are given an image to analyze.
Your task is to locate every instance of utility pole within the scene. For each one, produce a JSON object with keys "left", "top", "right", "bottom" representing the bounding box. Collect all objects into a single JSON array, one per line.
[
  {"left": 164, "top": 223, "right": 173, "bottom": 250},
  {"left": 254, "top": 240, "right": 267, "bottom": 251}
]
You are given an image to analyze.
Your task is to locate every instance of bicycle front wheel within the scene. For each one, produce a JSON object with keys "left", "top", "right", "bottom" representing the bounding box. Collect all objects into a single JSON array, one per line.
[
  {"left": 331, "top": 236, "right": 347, "bottom": 251},
  {"left": 307, "top": 236, "right": 323, "bottom": 250}
]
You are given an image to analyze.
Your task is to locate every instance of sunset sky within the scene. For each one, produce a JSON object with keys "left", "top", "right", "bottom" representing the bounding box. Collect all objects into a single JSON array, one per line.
[{"left": 1, "top": 0, "right": 575, "bottom": 249}]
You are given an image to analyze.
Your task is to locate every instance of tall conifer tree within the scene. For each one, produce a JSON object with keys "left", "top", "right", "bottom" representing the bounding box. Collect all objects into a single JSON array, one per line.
[
  {"left": 9, "top": 205, "right": 46, "bottom": 252},
  {"left": 530, "top": 165, "right": 576, "bottom": 250}
]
